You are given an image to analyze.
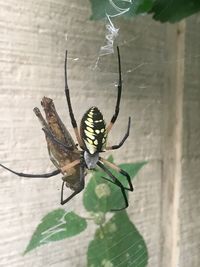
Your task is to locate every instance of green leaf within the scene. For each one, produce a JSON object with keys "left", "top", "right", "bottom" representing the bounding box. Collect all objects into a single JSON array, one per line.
[
  {"left": 89, "top": 0, "right": 154, "bottom": 20},
  {"left": 107, "top": 155, "right": 114, "bottom": 163},
  {"left": 149, "top": 0, "right": 200, "bottom": 23},
  {"left": 83, "top": 158, "right": 147, "bottom": 213},
  {"left": 118, "top": 161, "right": 147, "bottom": 185},
  {"left": 24, "top": 210, "right": 87, "bottom": 254},
  {"left": 89, "top": 0, "right": 200, "bottom": 22},
  {"left": 125, "top": 0, "right": 154, "bottom": 17},
  {"left": 87, "top": 211, "right": 148, "bottom": 266},
  {"left": 89, "top": 0, "right": 107, "bottom": 20}
]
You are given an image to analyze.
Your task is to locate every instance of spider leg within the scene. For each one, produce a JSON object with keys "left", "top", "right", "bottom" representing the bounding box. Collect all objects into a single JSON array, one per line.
[
  {"left": 64, "top": 50, "right": 84, "bottom": 148},
  {"left": 0, "top": 163, "right": 60, "bottom": 178},
  {"left": 60, "top": 156, "right": 85, "bottom": 205},
  {"left": 106, "top": 46, "right": 122, "bottom": 133},
  {"left": 61, "top": 159, "right": 80, "bottom": 173},
  {"left": 97, "top": 161, "right": 128, "bottom": 211},
  {"left": 42, "top": 128, "right": 74, "bottom": 152},
  {"left": 106, "top": 117, "right": 131, "bottom": 150},
  {"left": 99, "top": 157, "right": 133, "bottom": 192},
  {"left": 101, "top": 174, "right": 131, "bottom": 209}
]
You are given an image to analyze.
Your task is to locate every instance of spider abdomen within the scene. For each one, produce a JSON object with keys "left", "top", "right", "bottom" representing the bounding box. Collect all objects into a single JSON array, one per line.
[{"left": 80, "top": 107, "right": 107, "bottom": 154}]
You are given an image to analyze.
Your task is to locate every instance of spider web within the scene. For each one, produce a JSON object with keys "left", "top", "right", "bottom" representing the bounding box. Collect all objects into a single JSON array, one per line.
[
  {"left": 61, "top": 2, "right": 200, "bottom": 267},
  {"left": 85, "top": 176, "right": 148, "bottom": 267},
  {"left": 0, "top": 1, "right": 198, "bottom": 266},
  {"left": 0, "top": 0, "right": 200, "bottom": 267},
  {"left": 19, "top": 5, "right": 198, "bottom": 267}
]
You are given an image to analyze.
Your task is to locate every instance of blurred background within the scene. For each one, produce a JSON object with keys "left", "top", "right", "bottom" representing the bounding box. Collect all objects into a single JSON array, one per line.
[{"left": 0, "top": 0, "right": 199, "bottom": 266}]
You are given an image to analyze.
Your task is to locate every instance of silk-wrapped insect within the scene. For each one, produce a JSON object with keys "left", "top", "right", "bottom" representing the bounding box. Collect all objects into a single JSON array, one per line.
[
  {"left": 34, "top": 97, "right": 86, "bottom": 204},
  {"left": 1, "top": 97, "right": 85, "bottom": 204}
]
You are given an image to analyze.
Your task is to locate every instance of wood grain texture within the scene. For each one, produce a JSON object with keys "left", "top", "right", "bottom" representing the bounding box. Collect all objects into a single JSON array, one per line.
[
  {"left": 0, "top": 0, "right": 199, "bottom": 266},
  {"left": 160, "top": 21, "right": 185, "bottom": 267},
  {"left": 179, "top": 15, "right": 200, "bottom": 267}
]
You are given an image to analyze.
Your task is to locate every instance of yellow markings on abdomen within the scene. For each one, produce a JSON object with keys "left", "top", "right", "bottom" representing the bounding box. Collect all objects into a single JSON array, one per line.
[
  {"left": 86, "top": 126, "right": 94, "bottom": 133},
  {"left": 85, "top": 142, "right": 96, "bottom": 155},
  {"left": 85, "top": 120, "right": 94, "bottom": 127},
  {"left": 94, "top": 139, "right": 98, "bottom": 145},
  {"left": 86, "top": 138, "right": 94, "bottom": 145},
  {"left": 81, "top": 106, "right": 107, "bottom": 154},
  {"left": 84, "top": 130, "right": 95, "bottom": 140}
]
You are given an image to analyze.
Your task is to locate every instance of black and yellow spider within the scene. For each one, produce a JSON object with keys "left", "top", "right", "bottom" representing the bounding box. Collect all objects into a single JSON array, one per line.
[{"left": 0, "top": 47, "right": 133, "bottom": 211}]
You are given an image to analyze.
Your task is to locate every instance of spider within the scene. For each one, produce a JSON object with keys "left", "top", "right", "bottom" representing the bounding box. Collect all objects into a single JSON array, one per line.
[{"left": 0, "top": 46, "right": 133, "bottom": 211}]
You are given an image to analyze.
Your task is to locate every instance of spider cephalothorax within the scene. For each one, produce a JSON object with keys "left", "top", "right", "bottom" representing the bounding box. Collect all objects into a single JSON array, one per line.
[{"left": 0, "top": 46, "right": 133, "bottom": 211}]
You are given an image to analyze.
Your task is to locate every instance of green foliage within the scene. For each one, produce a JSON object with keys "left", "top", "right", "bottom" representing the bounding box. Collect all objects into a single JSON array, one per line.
[
  {"left": 88, "top": 211, "right": 148, "bottom": 267},
  {"left": 150, "top": 0, "right": 200, "bottom": 23},
  {"left": 83, "top": 160, "right": 147, "bottom": 213},
  {"left": 24, "top": 156, "right": 148, "bottom": 267},
  {"left": 89, "top": 0, "right": 107, "bottom": 20},
  {"left": 89, "top": 0, "right": 154, "bottom": 20},
  {"left": 89, "top": 0, "right": 200, "bottom": 23},
  {"left": 24, "top": 210, "right": 87, "bottom": 254}
]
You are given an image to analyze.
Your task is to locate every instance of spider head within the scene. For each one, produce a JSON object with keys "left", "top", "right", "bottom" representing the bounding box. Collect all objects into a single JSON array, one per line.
[
  {"left": 80, "top": 106, "right": 107, "bottom": 155},
  {"left": 84, "top": 151, "right": 99, "bottom": 169}
]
